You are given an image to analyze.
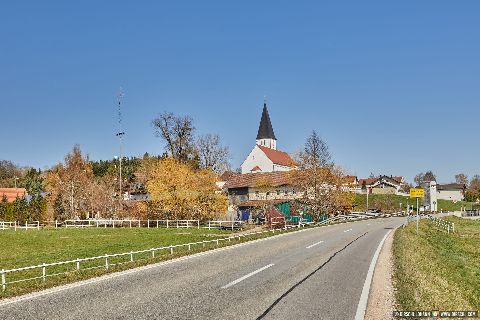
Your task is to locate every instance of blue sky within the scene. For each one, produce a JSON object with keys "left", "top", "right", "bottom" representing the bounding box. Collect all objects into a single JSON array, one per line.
[{"left": 1, "top": 1, "right": 479, "bottom": 184}]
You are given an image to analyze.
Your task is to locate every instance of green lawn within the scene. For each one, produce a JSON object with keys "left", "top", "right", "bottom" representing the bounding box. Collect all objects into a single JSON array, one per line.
[
  {"left": 393, "top": 216, "right": 480, "bottom": 311},
  {"left": 0, "top": 227, "right": 238, "bottom": 298},
  {"left": 354, "top": 193, "right": 474, "bottom": 212}
]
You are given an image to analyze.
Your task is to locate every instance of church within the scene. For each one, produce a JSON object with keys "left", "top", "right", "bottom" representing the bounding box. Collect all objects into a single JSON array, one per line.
[{"left": 240, "top": 102, "right": 296, "bottom": 174}]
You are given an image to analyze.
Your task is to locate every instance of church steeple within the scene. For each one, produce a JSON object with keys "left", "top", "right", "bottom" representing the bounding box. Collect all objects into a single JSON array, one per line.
[{"left": 256, "top": 102, "right": 277, "bottom": 150}]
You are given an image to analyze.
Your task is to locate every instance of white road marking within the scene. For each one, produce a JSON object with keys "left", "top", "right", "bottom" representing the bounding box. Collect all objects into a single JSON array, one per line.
[
  {"left": 306, "top": 240, "right": 324, "bottom": 249},
  {"left": 344, "top": 229, "right": 352, "bottom": 233},
  {"left": 222, "top": 264, "right": 274, "bottom": 289},
  {"left": 354, "top": 229, "right": 393, "bottom": 320}
]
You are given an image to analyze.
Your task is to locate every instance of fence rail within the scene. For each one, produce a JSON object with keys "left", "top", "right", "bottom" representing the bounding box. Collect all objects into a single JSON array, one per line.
[
  {"left": 0, "top": 221, "right": 40, "bottom": 231},
  {"left": 0, "top": 219, "right": 244, "bottom": 231},
  {"left": 0, "top": 222, "right": 309, "bottom": 291}
]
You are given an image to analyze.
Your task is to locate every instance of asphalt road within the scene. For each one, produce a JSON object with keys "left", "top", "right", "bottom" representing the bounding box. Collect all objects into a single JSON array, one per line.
[{"left": 0, "top": 217, "right": 403, "bottom": 320}]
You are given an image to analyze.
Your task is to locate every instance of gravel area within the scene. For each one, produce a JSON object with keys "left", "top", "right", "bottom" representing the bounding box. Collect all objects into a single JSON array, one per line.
[{"left": 365, "top": 228, "right": 396, "bottom": 320}]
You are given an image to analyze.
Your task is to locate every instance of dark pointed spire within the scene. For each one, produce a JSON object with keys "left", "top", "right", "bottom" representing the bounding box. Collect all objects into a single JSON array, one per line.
[{"left": 256, "top": 102, "right": 276, "bottom": 140}]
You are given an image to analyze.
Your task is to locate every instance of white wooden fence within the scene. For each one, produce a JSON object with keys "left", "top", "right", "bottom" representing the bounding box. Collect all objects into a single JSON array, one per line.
[
  {"left": 0, "top": 221, "right": 40, "bottom": 231},
  {"left": 427, "top": 216, "right": 455, "bottom": 233},
  {"left": 1, "top": 222, "right": 310, "bottom": 291},
  {"left": 0, "top": 219, "right": 245, "bottom": 231}
]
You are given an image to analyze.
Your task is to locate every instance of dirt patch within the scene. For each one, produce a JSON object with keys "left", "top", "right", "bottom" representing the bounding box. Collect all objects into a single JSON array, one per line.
[{"left": 365, "top": 229, "right": 395, "bottom": 320}]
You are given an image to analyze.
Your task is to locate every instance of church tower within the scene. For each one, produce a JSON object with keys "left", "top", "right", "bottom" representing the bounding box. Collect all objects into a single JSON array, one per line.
[{"left": 256, "top": 102, "right": 277, "bottom": 150}]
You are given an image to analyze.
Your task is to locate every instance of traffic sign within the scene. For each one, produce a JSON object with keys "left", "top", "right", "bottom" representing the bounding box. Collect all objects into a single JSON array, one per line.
[{"left": 410, "top": 188, "right": 424, "bottom": 198}]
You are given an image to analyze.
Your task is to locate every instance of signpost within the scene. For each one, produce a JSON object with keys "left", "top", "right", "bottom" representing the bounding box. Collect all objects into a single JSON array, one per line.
[{"left": 410, "top": 188, "right": 425, "bottom": 235}]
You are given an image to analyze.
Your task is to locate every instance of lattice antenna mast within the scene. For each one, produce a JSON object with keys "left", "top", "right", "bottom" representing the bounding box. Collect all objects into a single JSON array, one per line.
[{"left": 116, "top": 88, "right": 125, "bottom": 203}]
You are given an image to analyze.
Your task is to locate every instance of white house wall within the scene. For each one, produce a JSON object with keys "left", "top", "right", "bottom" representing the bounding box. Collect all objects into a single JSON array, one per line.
[{"left": 437, "top": 190, "right": 464, "bottom": 202}]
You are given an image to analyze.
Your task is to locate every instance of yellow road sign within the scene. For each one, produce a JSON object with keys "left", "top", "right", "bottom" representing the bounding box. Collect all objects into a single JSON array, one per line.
[{"left": 410, "top": 188, "right": 424, "bottom": 198}]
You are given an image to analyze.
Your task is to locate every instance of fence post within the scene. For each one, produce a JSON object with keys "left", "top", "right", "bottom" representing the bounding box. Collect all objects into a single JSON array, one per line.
[
  {"left": 25, "top": 221, "right": 28, "bottom": 231},
  {"left": 197, "top": 220, "right": 200, "bottom": 229},
  {"left": 157, "top": 220, "right": 159, "bottom": 228},
  {"left": 148, "top": 219, "right": 150, "bottom": 228},
  {"left": 76, "top": 258, "right": 80, "bottom": 271},
  {"left": 105, "top": 255, "right": 109, "bottom": 270},
  {"left": 37, "top": 221, "right": 40, "bottom": 230},
  {"left": 452, "top": 222, "right": 455, "bottom": 233},
  {"left": 112, "top": 220, "right": 115, "bottom": 228},
  {"left": 208, "top": 221, "right": 211, "bottom": 230},
  {"left": 170, "top": 246, "right": 173, "bottom": 255},
  {"left": 2, "top": 269, "right": 5, "bottom": 291},
  {"left": 42, "top": 263, "right": 46, "bottom": 282},
  {"left": 138, "top": 220, "right": 140, "bottom": 228},
  {"left": 188, "top": 244, "right": 191, "bottom": 250},
  {"left": 152, "top": 250, "right": 155, "bottom": 258},
  {"left": 166, "top": 220, "right": 169, "bottom": 228},
  {"left": 130, "top": 252, "right": 134, "bottom": 262},
  {"left": 55, "top": 220, "right": 58, "bottom": 229}
]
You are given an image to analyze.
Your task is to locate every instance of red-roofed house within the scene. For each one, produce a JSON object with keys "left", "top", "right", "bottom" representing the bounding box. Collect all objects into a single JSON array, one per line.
[
  {"left": 240, "top": 102, "right": 296, "bottom": 174},
  {"left": 0, "top": 188, "right": 27, "bottom": 203}
]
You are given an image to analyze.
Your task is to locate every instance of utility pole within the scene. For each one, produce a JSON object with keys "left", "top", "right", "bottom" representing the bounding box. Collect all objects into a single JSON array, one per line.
[{"left": 116, "top": 88, "right": 125, "bottom": 206}]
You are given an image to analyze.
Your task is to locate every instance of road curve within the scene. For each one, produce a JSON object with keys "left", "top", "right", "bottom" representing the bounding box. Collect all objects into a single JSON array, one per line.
[{"left": 0, "top": 217, "right": 403, "bottom": 320}]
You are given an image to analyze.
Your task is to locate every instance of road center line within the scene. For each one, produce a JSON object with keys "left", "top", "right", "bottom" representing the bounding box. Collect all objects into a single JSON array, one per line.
[
  {"left": 306, "top": 240, "right": 324, "bottom": 249},
  {"left": 344, "top": 229, "right": 352, "bottom": 233},
  {"left": 222, "top": 264, "right": 274, "bottom": 289},
  {"left": 354, "top": 229, "right": 393, "bottom": 320}
]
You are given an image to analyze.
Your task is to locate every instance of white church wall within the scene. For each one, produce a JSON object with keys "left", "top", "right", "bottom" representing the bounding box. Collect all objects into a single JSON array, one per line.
[{"left": 240, "top": 146, "right": 273, "bottom": 174}]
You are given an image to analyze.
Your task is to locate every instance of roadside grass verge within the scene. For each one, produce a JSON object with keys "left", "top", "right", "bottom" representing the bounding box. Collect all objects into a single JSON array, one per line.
[
  {"left": 393, "top": 216, "right": 480, "bottom": 311},
  {"left": 0, "top": 225, "right": 314, "bottom": 299},
  {"left": 354, "top": 193, "right": 474, "bottom": 212}
]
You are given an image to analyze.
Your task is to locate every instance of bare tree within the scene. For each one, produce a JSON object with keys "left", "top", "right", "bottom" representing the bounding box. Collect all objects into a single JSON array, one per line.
[
  {"left": 414, "top": 173, "right": 424, "bottom": 187},
  {"left": 299, "top": 130, "right": 332, "bottom": 169},
  {"left": 455, "top": 173, "right": 468, "bottom": 185},
  {"left": 470, "top": 175, "right": 480, "bottom": 191},
  {"left": 152, "top": 112, "right": 196, "bottom": 162},
  {"left": 196, "top": 134, "right": 230, "bottom": 174}
]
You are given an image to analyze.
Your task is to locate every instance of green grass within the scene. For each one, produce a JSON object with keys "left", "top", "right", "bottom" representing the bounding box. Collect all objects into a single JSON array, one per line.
[
  {"left": 393, "top": 216, "right": 480, "bottom": 311},
  {"left": 354, "top": 193, "right": 474, "bottom": 212},
  {"left": 0, "top": 227, "right": 238, "bottom": 298}
]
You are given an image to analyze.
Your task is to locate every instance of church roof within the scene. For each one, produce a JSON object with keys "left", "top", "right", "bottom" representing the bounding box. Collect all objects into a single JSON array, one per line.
[
  {"left": 257, "top": 145, "right": 295, "bottom": 167},
  {"left": 256, "top": 103, "right": 276, "bottom": 140}
]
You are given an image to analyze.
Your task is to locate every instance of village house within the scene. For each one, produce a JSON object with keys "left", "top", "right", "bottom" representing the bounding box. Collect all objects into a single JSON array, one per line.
[
  {"left": 358, "top": 175, "right": 406, "bottom": 195},
  {"left": 436, "top": 183, "right": 465, "bottom": 202},
  {"left": 0, "top": 188, "right": 27, "bottom": 203}
]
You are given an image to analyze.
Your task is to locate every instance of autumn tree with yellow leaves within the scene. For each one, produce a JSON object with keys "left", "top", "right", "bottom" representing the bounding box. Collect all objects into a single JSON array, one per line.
[{"left": 146, "top": 157, "right": 227, "bottom": 220}]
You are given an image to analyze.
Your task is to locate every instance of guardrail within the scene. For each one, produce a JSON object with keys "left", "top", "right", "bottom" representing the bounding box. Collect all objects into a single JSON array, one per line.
[
  {"left": 0, "top": 222, "right": 310, "bottom": 291},
  {"left": 427, "top": 215, "right": 455, "bottom": 234}
]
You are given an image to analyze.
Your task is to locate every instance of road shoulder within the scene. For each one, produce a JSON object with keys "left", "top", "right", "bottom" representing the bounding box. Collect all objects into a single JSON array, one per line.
[{"left": 365, "top": 228, "right": 396, "bottom": 320}]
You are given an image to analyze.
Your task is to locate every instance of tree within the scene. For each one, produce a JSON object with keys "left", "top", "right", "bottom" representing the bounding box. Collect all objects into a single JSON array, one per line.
[
  {"left": 25, "top": 168, "right": 44, "bottom": 196},
  {"left": 46, "top": 145, "right": 94, "bottom": 218},
  {"left": 152, "top": 112, "right": 196, "bottom": 162},
  {"left": 470, "top": 175, "right": 480, "bottom": 191},
  {"left": 196, "top": 134, "right": 230, "bottom": 174},
  {"left": 423, "top": 171, "right": 436, "bottom": 182},
  {"left": 455, "top": 173, "right": 468, "bottom": 185},
  {"left": 413, "top": 173, "right": 424, "bottom": 186},
  {"left": 146, "top": 157, "right": 227, "bottom": 220},
  {"left": 299, "top": 130, "right": 332, "bottom": 169},
  {"left": 290, "top": 131, "right": 352, "bottom": 221}
]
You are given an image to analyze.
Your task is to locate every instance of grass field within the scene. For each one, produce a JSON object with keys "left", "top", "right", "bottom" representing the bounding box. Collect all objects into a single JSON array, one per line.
[
  {"left": 0, "top": 227, "right": 242, "bottom": 298},
  {"left": 354, "top": 193, "right": 474, "bottom": 212},
  {"left": 393, "top": 216, "right": 480, "bottom": 311}
]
